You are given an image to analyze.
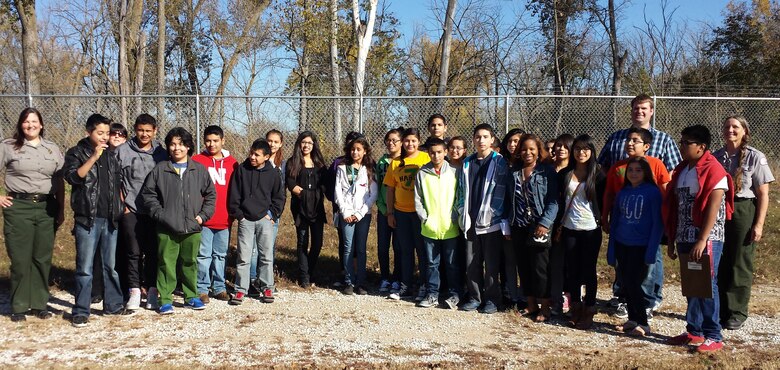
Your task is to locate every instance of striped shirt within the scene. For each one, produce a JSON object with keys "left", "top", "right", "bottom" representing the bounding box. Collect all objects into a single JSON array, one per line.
[{"left": 597, "top": 126, "right": 682, "bottom": 172}]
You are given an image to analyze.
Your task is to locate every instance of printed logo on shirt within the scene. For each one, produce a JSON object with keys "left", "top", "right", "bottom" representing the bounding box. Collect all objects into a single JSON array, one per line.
[
  {"left": 208, "top": 167, "right": 227, "bottom": 185},
  {"left": 620, "top": 194, "right": 644, "bottom": 224}
]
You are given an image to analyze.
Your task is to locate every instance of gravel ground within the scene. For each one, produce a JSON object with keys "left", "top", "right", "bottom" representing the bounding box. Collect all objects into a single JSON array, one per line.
[{"left": 1, "top": 283, "right": 779, "bottom": 368}]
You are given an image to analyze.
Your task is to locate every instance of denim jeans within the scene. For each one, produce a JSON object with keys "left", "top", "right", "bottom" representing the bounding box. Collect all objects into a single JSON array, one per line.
[
  {"left": 424, "top": 237, "right": 460, "bottom": 297},
  {"left": 678, "top": 240, "right": 724, "bottom": 342},
  {"left": 394, "top": 211, "right": 426, "bottom": 287},
  {"left": 341, "top": 215, "right": 372, "bottom": 287},
  {"left": 236, "top": 218, "right": 275, "bottom": 293},
  {"left": 196, "top": 227, "right": 229, "bottom": 295},
  {"left": 251, "top": 221, "right": 278, "bottom": 281},
  {"left": 73, "top": 218, "right": 123, "bottom": 317},
  {"left": 376, "top": 212, "right": 399, "bottom": 282}
]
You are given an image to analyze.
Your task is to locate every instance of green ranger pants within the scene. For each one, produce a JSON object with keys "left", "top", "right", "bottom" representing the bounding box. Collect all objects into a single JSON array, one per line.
[
  {"left": 718, "top": 199, "right": 757, "bottom": 323},
  {"left": 3, "top": 198, "right": 57, "bottom": 314},
  {"left": 156, "top": 230, "right": 201, "bottom": 305}
]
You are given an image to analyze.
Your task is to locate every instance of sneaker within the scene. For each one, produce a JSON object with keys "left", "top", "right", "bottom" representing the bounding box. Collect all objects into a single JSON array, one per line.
[
  {"left": 697, "top": 339, "right": 724, "bottom": 352},
  {"left": 10, "top": 313, "right": 26, "bottom": 322},
  {"left": 262, "top": 288, "right": 275, "bottom": 303},
  {"left": 444, "top": 295, "right": 460, "bottom": 310},
  {"left": 332, "top": 281, "right": 344, "bottom": 289},
  {"left": 378, "top": 280, "right": 391, "bottom": 294},
  {"left": 355, "top": 286, "right": 368, "bottom": 295},
  {"left": 229, "top": 292, "right": 245, "bottom": 306},
  {"left": 414, "top": 286, "right": 427, "bottom": 302},
  {"left": 145, "top": 287, "right": 159, "bottom": 310},
  {"left": 479, "top": 301, "right": 498, "bottom": 314},
  {"left": 417, "top": 295, "right": 438, "bottom": 308},
  {"left": 609, "top": 296, "right": 620, "bottom": 308},
  {"left": 652, "top": 300, "right": 662, "bottom": 312},
  {"left": 91, "top": 296, "right": 103, "bottom": 304},
  {"left": 342, "top": 285, "right": 354, "bottom": 295},
  {"left": 561, "top": 293, "right": 570, "bottom": 314},
  {"left": 247, "top": 284, "right": 261, "bottom": 298},
  {"left": 126, "top": 288, "right": 141, "bottom": 310},
  {"left": 212, "top": 291, "right": 230, "bottom": 301},
  {"left": 198, "top": 293, "right": 210, "bottom": 305},
  {"left": 105, "top": 308, "right": 136, "bottom": 316},
  {"left": 158, "top": 303, "right": 174, "bottom": 315},
  {"left": 646, "top": 308, "right": 654, "bottom": 322},
  {"left": 71, "top": 315, "right": 88, "bottom": 327},
  {"left": 184, "top": 298, "right": 206, "bottom": 310},
  {"left": 388, "top": 283, "right": 409, "bottom": 300},
  {"left": 31, "top": 309, "right": 54, "bottom": 320},
  {"left": 666, "top": 332, "right": 706, "bottom": 346},
  {"left": 459, "top": 298, "right": 480, "bottom": 312},
  {"left": 615, "top": 303, "right": 628, "bottom": 318}
]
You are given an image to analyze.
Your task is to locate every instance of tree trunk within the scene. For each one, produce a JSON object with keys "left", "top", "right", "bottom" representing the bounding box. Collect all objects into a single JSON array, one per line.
[
  {"left": 330, "top": 0, "right": 343, "bottom": 141},
  {"left": 157, "top": 0, "right": 166, "bottom": 123},
  {"left": 13, "top": 0, "right": 40, "bottom": 95},
  {"left": 119, "top": 0, "right": 129, "bottom": 126},
  {"left": 351, "top": 0, "right": 378, "bottom": 132},
  {"left": 436, "top": 0, "right": 457, "bottom": 111}
]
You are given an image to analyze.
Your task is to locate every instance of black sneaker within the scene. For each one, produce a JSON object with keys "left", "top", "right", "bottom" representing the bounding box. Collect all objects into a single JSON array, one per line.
[
  {"left": 355, "top": 286, "right": 368, "bottom": 295},
  {"left": 71, "top": 315, "right": 88, "bottom": 327},
  {"left": 10, "top": 313, "right": 26, "bottom": 322},
  {"left": 342, "top": 285, "right": 354, "bottom": 295},
  {"left": 105, "top": 308, "right": 137, "bottom": 316},
  {"left": 31, "top": 309, "right": 54, "bottom": 319}
]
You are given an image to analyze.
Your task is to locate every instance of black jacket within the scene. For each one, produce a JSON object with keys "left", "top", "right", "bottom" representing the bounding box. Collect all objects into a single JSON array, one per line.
[
  {"left": 228, "top": 160, "right": 286, "bottom": 221},
  {"left": 63, "top": 138, "right": 123, "bottom": 229},
  {"left": 140, "top": 158, "right": 216, "bottom": 235}
]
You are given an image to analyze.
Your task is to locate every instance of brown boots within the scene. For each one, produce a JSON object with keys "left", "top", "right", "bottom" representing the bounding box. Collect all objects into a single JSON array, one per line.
[
  {"left": 576, "top": 305, "right": 597, "bottom": 330},
  {"left": 568, "top": 302, "right": 583, "bottom": 327}
]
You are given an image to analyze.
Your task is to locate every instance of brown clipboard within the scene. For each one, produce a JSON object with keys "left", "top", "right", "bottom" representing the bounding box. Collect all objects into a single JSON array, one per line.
[{"left": 679, "top": 253, "right": 713, "bottom": 298}]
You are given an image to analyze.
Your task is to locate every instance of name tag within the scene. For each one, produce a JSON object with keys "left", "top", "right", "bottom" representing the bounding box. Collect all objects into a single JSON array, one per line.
[{"left": 687, "top": 262, "right": 703, "bottom": 271}]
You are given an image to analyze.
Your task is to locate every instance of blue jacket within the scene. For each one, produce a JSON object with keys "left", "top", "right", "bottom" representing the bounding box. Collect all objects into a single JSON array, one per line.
[
  {"left": 607, "top": 182, "right": 664, "bottom": 265},
  {"left": 456, "top": 151, "right": 511, "bottom": 236},
  {"left": 510, "top": 162, "right": 559, "bottom": 229}
]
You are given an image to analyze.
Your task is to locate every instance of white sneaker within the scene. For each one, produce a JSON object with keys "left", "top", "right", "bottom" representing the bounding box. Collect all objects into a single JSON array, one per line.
[
  {"left": 145, "top": 287, "right": 159, "bottom": 310},
  {"left": 126, "top": 288, "right": 141, "bottom": 310},
  {"left": 414, "top": 286, "right": 426, "bottom": 302},
  {"left": 388, "top": 283, "right": 408, "bottom": 300}
]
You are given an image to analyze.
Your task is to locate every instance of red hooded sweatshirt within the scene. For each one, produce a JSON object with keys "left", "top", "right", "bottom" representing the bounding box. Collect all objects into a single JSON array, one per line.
[
  {"left": 665, "top": 150, "right": 734, "bottom": 242},
  {"left": 193, "top": 149, "right": 238, "bottom": 230}
]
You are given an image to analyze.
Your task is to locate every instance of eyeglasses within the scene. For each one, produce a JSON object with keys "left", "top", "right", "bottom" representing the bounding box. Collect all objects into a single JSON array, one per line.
[
  {"left": 300, "top": 141, "right": 314, "bottom": 146},
  {"left": 449, "top": 146, "right": 465, "bottom": 150},
  {"left": 627, "top": 139, "right": 645, "bottom": 144},
  {"left": 573, "top": 147, "right": 591, "bottom": 152},
  {"left": 678, "top": 140, "right": 701, "bottom": 146},
  {"left": 385, "top": 139, "right": 400, "bottom": 145}
]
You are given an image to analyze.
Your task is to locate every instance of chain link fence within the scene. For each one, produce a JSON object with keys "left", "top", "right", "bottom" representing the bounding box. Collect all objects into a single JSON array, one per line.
[{"left": 1, "top": 95, "right": 778, "bottom": 163}]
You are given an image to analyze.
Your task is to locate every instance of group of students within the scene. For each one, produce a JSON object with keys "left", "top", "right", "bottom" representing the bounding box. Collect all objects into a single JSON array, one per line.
[{"left": 1, "top": 94, "right": 773, "bottom": 354}]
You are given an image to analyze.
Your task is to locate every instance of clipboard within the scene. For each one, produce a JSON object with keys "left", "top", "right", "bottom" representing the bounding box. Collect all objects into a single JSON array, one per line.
[{"left": 679, "top": 253, "right": 713, "bottom": 299}]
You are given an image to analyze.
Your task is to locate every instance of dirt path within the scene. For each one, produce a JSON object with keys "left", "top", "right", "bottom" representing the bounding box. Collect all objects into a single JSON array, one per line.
[{"left": 1, "top": 284, "right": 779, "bottom": 368}]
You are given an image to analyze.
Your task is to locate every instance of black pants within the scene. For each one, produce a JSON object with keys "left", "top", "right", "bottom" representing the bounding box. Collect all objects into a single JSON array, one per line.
[
  {"left": 296, "top": 219, "right": 324, "bottom": 284},
  {"left": 615, "top": 242, "right": 650, "bottom": 326},
  {"left": 465, "top": 230, "right": 503, "bottom": 304},
  {"left": 549, "top": 227, "right": 566, "bottom": 307},
  {"left": 122, "top": 212, "right": 158, "bottom": 290},
  {"left": 515, "top": 226, "right": 551, "bottom": 299},
  {"left": 562, "top": 227, "right": 601, "bottom": 306}
]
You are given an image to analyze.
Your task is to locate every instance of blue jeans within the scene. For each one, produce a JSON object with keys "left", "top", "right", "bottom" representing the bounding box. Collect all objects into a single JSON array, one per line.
[
  {"left": 236, "top": 218, "right": 275, "bottom": 293},
  {"left": 678, "top": 241, "right": 724, "bottom": 342},
  {"left": 196, "top": 227, "right": 229, "bottom": 295},
  {"left": 341, "top": 214, "right": 372, "bottom": 286},
  {"left": 376, "top": 212, "right": 399, "bottom": 282},
  {"left": 73, "top": 218, "right": 123, "bottom": 317},
  {"left": 394, "top": 211, "right": 426, "bottom": 287},
  {"left": 640, "top": 247, "right": 664, "bottom": 307},
  {"left": 251, "top": 221, "right": 279, "bottom": 281},
  {"left": 424, "top": 237, "right": 460, "bottom": 298}
]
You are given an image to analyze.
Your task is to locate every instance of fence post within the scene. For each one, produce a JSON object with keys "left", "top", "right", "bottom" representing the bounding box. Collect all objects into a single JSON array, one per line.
[
  {"left": 359, "top": 94, "right": 364, "bottom": 133},
  {"left": 652, "top": 95, "right": 657, "bottom": 128},
  {"left": 195, "top": 93, "right": 201, "bottom": 151},
  {"left": 505, "top": 94, "right": 510, "bottom": 134},
  {"left": 27, "top": 94, "right": 32, "bottom": 108}
]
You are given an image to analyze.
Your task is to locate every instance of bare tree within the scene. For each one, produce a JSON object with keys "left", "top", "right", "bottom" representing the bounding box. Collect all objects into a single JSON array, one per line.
[
  {"left": 351, "top": 0, "right": 378, "bottom": 131},
  {"left": 330, "top": 0, "right": 342, "bottom": 139},
  {"left": 13, "top": 0, "right": 40, "bottom": 95}
]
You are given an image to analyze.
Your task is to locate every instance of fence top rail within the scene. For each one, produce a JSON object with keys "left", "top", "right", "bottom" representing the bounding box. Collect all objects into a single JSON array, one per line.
[{"left": 4, "top": 94, "right": 780, "bottom": 101}]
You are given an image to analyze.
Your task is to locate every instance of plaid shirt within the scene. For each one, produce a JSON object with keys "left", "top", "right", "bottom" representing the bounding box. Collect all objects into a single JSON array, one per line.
[{"left": 597, "top": 126, "right": 682, "bottom": 172}]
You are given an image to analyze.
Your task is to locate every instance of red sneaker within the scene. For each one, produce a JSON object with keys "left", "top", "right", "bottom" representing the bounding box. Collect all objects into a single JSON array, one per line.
[
  {"left": 229, "top": 291, "right": 245, "bottom": 306},
  {"left": 666, "top": 332, "right": 706, "bottom": 346},
  {"left": 697, "top": 339, "right": 724, "bottom": 352},
  {"left": 262, "top": 288, "right": 274, "bottom": 303}
]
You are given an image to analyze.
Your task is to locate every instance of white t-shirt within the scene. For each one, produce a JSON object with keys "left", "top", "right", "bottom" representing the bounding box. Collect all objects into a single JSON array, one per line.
[
  {"left": 562, "top": 179, "right": 598, "bottom": 231},
  {"left": 675, "top": 164, "right": 728, "bottom": 243}
]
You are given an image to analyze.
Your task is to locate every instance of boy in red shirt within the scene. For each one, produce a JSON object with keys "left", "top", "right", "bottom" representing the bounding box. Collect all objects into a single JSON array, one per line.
[{"left": 192, "top": 126, "right": 237, "bottom": 302}]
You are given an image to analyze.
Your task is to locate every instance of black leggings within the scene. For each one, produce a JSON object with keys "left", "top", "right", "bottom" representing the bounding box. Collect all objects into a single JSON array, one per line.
[
  {"left": 296, "top": 220, "right": 324, "bottom": 283},
  {"left": 562, "top": 227, "right": 602, "bottom": 306}
]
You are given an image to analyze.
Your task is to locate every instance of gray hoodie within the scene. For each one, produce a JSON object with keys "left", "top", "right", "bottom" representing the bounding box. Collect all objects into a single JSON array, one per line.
[{"left": 115, "top": 137, "right": 169, "bottom": 213}]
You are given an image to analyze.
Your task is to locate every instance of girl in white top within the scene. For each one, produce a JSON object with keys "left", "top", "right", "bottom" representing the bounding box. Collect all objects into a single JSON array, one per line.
[{"left": 335, "top": 136, "right": 378, "bottom": 295}]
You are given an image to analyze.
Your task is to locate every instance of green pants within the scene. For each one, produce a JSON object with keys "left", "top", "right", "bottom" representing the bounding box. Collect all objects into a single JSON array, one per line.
[
  {"left": 156, "top": 230, "right": 201, "bottom": 305},
  {"left": 718, "top": 199, "right": 756, "bottom": 323},
  {"left": 3, "top": 198, "right": 57, "bottom": 314}
]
